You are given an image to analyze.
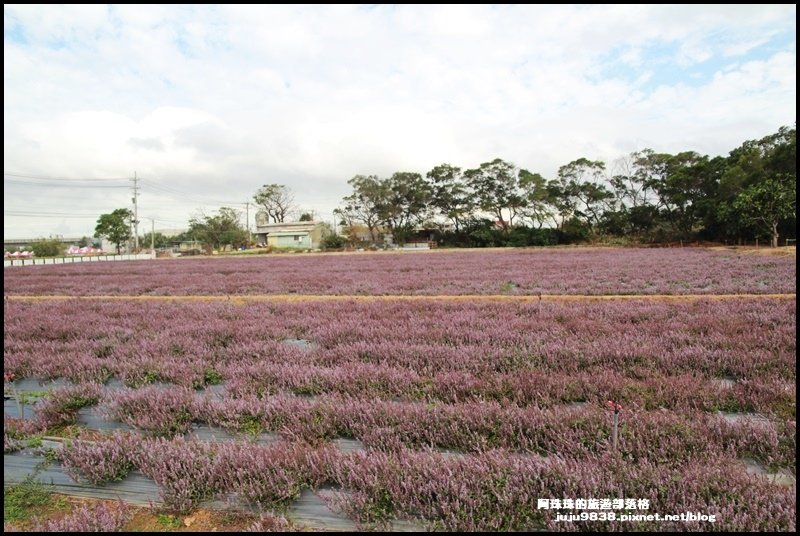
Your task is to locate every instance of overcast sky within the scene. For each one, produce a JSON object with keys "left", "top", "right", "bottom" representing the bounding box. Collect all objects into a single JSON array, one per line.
[{"left": 3, "top": 4, "right": 796, "bottom": 239}]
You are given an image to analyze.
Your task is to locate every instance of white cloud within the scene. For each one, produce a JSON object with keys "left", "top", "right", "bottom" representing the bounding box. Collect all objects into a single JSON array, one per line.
[{"left": 3, "top": 4, "right": 796, "bottom": 238}]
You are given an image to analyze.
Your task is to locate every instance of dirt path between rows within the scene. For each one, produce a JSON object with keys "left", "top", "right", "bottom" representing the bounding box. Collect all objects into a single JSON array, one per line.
[{"left": 5, "top": 293, "right": 796, "bottom": 303}]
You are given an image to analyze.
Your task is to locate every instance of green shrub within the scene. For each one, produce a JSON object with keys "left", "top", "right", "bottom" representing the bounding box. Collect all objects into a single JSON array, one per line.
[
  {"left": 30, "top": 238, "right": 66, "bottom": 258},
  {"left": 322, "top": 234, "right": 346, "bottom": 250}
]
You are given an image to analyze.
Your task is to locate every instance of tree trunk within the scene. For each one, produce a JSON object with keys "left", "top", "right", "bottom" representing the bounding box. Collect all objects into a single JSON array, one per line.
[
  {"left": 772, "top": 222, "right": 779, "bottom": 248},
  {"left": 495, "top": 210, "right": 508, "bottom": 231}
]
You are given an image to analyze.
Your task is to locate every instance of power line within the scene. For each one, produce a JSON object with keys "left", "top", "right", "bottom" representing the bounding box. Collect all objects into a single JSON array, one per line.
[
  {"left": 3, "top": 194, "right": 128, "bottom": 203},
  {"left": 141, "top": 185, "right": 234, "bottom": 209},
  {"left": 4, "top": 179, "right": 129, "bottom": 189},
  {"left": 5, "top": 173, "right": 246, "bottom": 208},
  {"left": 3, "top": 172, "right": 131, "bottom": 182},
  {"left": 140, "top": 178, "right": 244, "bottom": 206},
  {"left": 5, "top": 172, "right": 246, "bottom": 202},
  {"left": 4, "top": 210, "right": 100, "bottom": 218},
  {"left": 150, "top": 218, "right": 189, "bottom": 225},
  {"left": 5, "top": 172, "right": 249, "bottom": 231}
]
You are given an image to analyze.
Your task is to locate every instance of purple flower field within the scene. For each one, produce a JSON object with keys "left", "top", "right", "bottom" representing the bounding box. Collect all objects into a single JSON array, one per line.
[
  {"left": 4, "top": 248, "right": 796, "bottom": 296},
  {"left": 4, "top": 299, "right": 796, "bottom": 417},
  {"left": 3, "top": 248, "right": 797, "bottom": 531}
]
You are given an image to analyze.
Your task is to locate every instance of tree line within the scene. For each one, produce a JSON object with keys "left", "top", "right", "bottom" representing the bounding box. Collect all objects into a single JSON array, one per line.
[
  {"left": 335, "top": 125, "right": 796, "bottom": 247},
  {"left": 91, "top": 124, "right": 794, "bottom": 252}
]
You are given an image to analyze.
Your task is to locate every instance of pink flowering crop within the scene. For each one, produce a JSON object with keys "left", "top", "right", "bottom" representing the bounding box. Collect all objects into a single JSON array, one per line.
[
  {"left": 53, "top": 432, "right": 795, "bottom": 531},
  {"left": 104, "top": 386, "right": 195, "bottom": 436},
  {"left": 131, "top": 435, "right": 219, "bottom": 512},
  {"left": 59, "top": 432, "right": 140, "bottom": 484},
  {"left": 4, "top": 248, "right": 795, "bottom": 296},
  {"left": 244, "top": 513, "right": 293, "bottom": 532},
  {"left": 3, "top": 249, "right": 796, "bottom": 530},
  {"left": 215, "top": 441, "right": 336, "bottom": 509},
  {"left": 34, "top": 501, "right": 131, "bottom": 532},
  {"left": 32, "top": 383, "right": 103, "bottom": 430},
  {"left": 5, "top": 298, "right": 794, "bottom": 419}
]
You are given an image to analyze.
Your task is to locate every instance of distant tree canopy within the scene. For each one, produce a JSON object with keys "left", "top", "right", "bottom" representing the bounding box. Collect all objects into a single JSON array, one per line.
[
  {"left": 94, "top": 208, "right": 133, "bottom": 254},
  {"left": 337, "top": 124, "right": 796, "bottom": 247},
  {"left": 188, "top": 207, "right": 248, "bottom": 251},
  {"left": 76, "top": 236, "right": 96, "bottom": 248},
  {"left": 141, "top": 231, "right": 171, "bottom": 249},
  {"left": 333, "top": 173, "right": 431, "bottom": 245}
]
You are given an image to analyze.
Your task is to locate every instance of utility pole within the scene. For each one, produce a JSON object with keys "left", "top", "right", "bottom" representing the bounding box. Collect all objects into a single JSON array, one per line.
[
  {"left": 151, "top": 218, "right": 155, "bottom": 252},
  {"left": 245, "top": 202, "right": 251, "bottom": 246},
  {"left": 131, "top": 172, "right": 140, "bottom": 252}
]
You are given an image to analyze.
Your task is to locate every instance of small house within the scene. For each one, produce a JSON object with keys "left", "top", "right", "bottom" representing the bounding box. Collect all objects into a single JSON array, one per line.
[{"left": 255, "top": 221, "right": 330, "bottom": 250}]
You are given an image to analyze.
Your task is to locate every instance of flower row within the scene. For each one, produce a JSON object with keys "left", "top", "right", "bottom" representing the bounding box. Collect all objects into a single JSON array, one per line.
[
  {"left": 13, "top": 384, "right": 792, "bottom": 470},
  {"left": 56, "top": 434, "right": 796, "bottom": 531}
]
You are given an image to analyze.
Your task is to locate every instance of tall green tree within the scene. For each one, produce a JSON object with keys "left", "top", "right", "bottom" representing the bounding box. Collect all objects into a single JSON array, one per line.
[
  {"left": 426, "top": 164, "right": 474, "bottom": 233},
  {"left": 94, "top": 208, "right": 133, "bottom": 254},
  {"left": 610, "top": 150, "right": 661, "bottom": 210},
  {"left": 336, "top": 175, "right": 389, "bottom": 244},
  {"left": 379, "top": 172, "right": 431, "bottom": 244},
  {"left": 189, "top": 207, "right": 248, "bottom": 251},
  {"left": 717, "top": 125, "right": 796, "bottom": 244},
  {"left": 655, "top": 152, "right": 718, "bottom": 240},
  {"left": 732, "top": 178, "right": 795, "bottom": 247},
  {"left": 551, "top": 158, "right": 612, "bottom": 234},
  {"left": 518, "top": 169, "right": 552, "bottom": 229},
  {"left": 464, "top": 158, "right": 525, "bottom": 231}
]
